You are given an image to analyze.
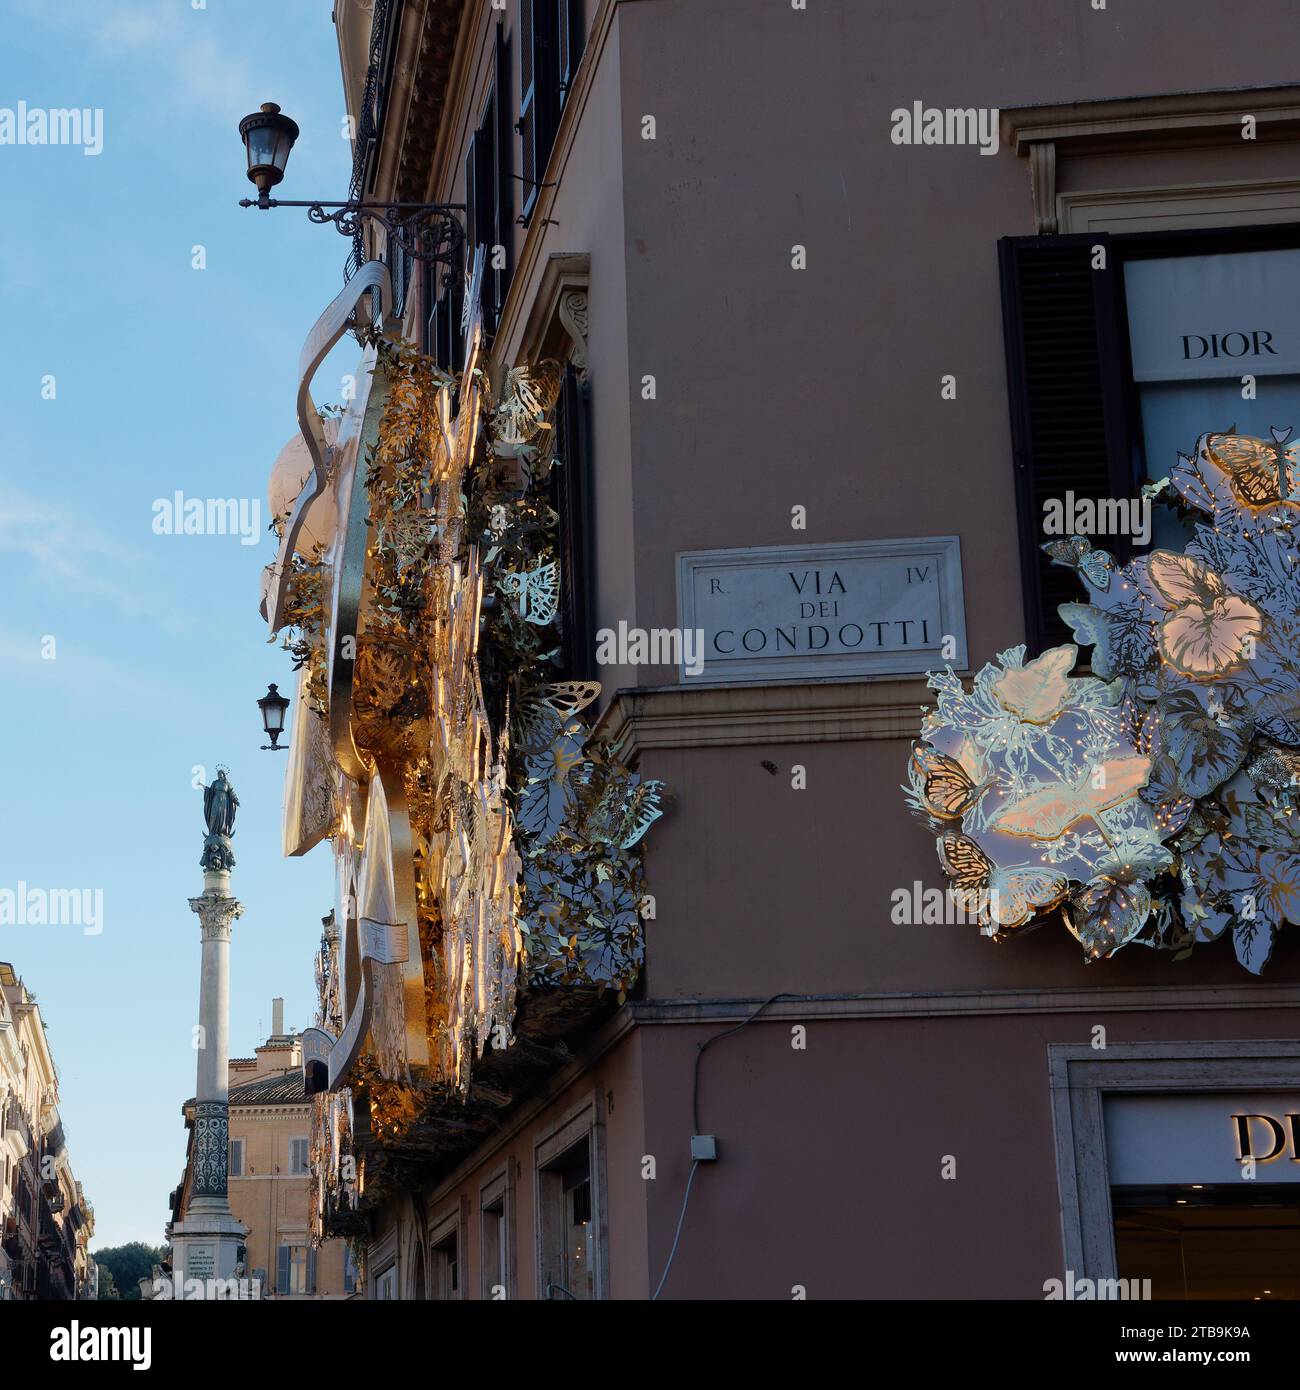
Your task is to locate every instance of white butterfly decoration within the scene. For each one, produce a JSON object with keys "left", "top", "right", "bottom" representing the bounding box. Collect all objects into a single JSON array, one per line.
[{"left": 499, "top": 560, "right": 559, "bottom": 625}]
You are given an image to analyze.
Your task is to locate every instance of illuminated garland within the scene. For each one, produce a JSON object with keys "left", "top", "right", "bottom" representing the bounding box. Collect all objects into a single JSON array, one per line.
[
  {"left": 905, "top": 427, "right": 1300, "bottom": 973},
  {"left": 281, "top": 332, "right": 664, "bottom": 1156}
]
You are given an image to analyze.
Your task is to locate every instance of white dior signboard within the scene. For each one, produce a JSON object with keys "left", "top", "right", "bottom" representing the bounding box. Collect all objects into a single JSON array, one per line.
[
  {"left": 1124, "top": 247, "right": 1300, "bottom": 381},
  {"left": 676, "top": 538, "right": 967, "bottom": 684}
]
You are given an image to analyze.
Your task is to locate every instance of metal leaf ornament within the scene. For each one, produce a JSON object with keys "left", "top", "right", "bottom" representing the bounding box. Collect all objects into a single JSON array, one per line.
[
  {"left": 901, "top": 427, "right": 1300, "bottom": 971},
  {"left": 907, "top": 643, "right": 1164, "bottom": 954}
]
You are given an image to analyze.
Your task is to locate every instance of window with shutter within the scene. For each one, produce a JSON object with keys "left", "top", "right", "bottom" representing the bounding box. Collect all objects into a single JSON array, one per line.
[
  {"left": 549, "top": 363, "right": 594, "bottom": 679},
  {"left": 422, "top": 260, "right": 437, "bottom": 357},
  {"left": 492, "top": 22, "right": 513, "bottom": 322},
  {"left": 276, "top": 1244, "right": 290, "bottom": 1296},
  {"left": 464, "top": 136, "right": 478, "bottom": 257},
  {"left": 998, "top": 234, "right": 1136, "bottom": 654},
  {"left": 474, "top": 95, "right": 498, "bottom": 329},
  {"left": 519, "top": 0, "right": 560, "bottom": 225},
  {"left": 519, "top": 0, "right": 536, "bottom": 219},
  {"left": 557, "top": 0, "right": 585, "bottom": 107},
  {"left": 307, "top": 1246, "right": 318, "bottom": 1295}
]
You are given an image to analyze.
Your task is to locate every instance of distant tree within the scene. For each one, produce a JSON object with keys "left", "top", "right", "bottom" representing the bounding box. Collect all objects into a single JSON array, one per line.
[
  {"left": 91, "top": 1243, "right": 164, "bottom": 1301},
  {"left": 96, "top": 1265, "right": 120, "bottom": 1300}
]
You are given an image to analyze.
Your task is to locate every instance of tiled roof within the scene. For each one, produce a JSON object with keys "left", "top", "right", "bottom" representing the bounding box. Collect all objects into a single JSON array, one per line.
[{"left": 229, "top": 1072, "right": 308, "bottom": 1107}]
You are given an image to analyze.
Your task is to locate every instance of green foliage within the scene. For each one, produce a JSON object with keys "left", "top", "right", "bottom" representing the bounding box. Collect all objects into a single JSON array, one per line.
[{"left": 90, "top": 1242, "right": 164, "bottom": 1301}]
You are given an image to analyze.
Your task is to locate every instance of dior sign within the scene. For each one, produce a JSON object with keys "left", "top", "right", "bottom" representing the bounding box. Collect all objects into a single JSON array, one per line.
[{"left": 675, "top": 538, "right": 967, "bottom": 684}]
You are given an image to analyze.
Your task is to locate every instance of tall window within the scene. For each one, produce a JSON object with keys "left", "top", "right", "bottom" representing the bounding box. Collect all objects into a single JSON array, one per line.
[
  {"left": 1000, "top": 224, "right": 1300, "bottom": 652},
  {"left": 228, "top": 1138, "right": 244, "bottom": 1178},
  {"left": 538, "top": 1137, "right": 594, "bottom": 1299},
  {"left": 430, "top": 1226, "right": 460, "bottom": 1300},
  {"left": 519, "top": 0, "right": 585, "bottom": 224},
  {"left": 1123, "top": 246, "right": 1300, "bottom": 545},
  {"left": 276, "top": 1243, "right": 315, "bottom": 1296},
  {"left": 482, "top": 1195, "right": 508, "bottom": 1298},
  {"left": 288, "top": 1137, "right": 309, "bottom": 1175},
  {"left": 549, "top": 362, "right": 594, "bottom": 679},
  {"left": 464, "top": 24, "right": 514, "bottom": 333}
]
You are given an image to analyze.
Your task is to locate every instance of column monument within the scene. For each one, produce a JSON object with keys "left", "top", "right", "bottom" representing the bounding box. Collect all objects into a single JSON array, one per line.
[{"left": 168, "top": 767, "right": 250, "bottom": 1294}]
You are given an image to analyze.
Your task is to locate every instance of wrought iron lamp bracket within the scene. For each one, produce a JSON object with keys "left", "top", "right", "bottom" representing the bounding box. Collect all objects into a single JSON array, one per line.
[{"left": 239, "top": 196, "right": 466, "bottom": 270}]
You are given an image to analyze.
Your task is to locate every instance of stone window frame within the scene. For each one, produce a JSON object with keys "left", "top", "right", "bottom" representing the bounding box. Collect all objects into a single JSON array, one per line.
[
  {"left": 428, "top": 1201, "right": 466, "bottom": 1301},
  {"left": 479, "top": 1161, "right": 516, "bottom": 1301},
  {"left": 532, "top": 1091, "right": 609, "bottom": 1301},
  {"left": 367, "top": 1225, "right": 398, "bottom": 1299},
  {"left": 1048, "top": 1040, "right": 1300, "bottom": 1282}
]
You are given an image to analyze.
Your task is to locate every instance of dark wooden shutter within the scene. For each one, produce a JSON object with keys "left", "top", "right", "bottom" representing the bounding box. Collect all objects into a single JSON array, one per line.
[
  {"left": 493, "top": 21, "right": 513, "bottom": 322},
  {"left": 276, "top": 1244, "right": 290, "bottom": 1296},
  {"left": 519, "top": 0, "right": 538, "bottom": 220},
  {"left": 307, "top": 1246, "right": 318, "bottom": 1295},
  {"left": 422, "top": 259, "right": 437, "bottom": 357},
  {"left": 474, "top": 99, "right": 498, "bottom": 330},
  {"left": 519, "top": 0, "right": 559, "bottom": 224},
  {"left": 550, "top": 363, "right": 594, "bottom": 679},
  {"left": 557, "top": 0, "right": 584, "bottom": 106},
  {"left": 464, "top": 137, "right": 478, "bottom": 256},
  {"left": 998, "top": 234, "right": 1136, "bottom": 653}
]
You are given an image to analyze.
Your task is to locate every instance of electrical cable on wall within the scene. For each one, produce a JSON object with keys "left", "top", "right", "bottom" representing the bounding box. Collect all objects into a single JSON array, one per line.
[{"left": 651, "top": 993, "right": 799, "bottom": 1300}]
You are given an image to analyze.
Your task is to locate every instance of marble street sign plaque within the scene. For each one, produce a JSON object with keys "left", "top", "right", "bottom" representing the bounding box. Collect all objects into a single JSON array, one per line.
[{"left": 675, "top": 537, "right": 967, "bottom": 684}]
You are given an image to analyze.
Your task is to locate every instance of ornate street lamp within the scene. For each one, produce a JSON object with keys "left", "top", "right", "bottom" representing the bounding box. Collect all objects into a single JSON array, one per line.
[
  {"left": 237, "top": 102, "right": 464, "bottom": 270},
  {"left": 257, "top": 683, "right": 290, "bottom": 752}
]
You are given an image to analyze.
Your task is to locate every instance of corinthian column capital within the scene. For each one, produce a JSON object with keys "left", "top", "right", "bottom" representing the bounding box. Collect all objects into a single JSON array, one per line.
[{"left": 188, "top": 894, "right": 244, "bottom": 943}]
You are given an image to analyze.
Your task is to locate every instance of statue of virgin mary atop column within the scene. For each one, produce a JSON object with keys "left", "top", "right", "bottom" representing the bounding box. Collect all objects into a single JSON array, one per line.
[{"left": 200, "top": 767, "right": 240, "bottom": 871}]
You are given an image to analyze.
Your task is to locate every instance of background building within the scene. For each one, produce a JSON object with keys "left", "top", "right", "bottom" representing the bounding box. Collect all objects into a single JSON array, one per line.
[
  {"left": 255, "top": 0, "right": 1300, "bottom": 1299},
  {"left": 0, "top": 963, "right": 94, "bottom": 1300},
  {"left": 167, "top": 999, "right": 351, "bottom": 1298}
]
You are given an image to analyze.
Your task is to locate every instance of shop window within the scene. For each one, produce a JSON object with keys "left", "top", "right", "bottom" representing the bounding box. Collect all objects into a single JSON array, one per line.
[
  {"left": 343, "top": 1246, "right": 359, "bottom": 1294},
  {"left": 1000, "top": 224, "right": 1300, "bottom": 652},
  {"left": 1114, "top": 1185, "right": 1300, "bottom": 1299},
  {"left": 538, "top": 1137, "right": 594, "bottom": 1300},
  {"left": 372, "top": 1264, "right": 398, "bottom": 1299}
]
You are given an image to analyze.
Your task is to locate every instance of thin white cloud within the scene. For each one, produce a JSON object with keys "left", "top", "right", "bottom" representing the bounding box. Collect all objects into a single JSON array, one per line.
[{"left": 0, "top": 627, "right": 171, "bottom": 702}]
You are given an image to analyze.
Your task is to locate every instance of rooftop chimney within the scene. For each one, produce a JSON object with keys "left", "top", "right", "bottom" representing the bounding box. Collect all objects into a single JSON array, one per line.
[{"left": 271, "top": 997, "right": 285, "bottom": 1037}]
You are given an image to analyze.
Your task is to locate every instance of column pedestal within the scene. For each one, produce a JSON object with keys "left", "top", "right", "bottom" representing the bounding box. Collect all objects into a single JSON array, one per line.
[{"left": 174, "top": 872, "right": 249, "bottom": 1296}]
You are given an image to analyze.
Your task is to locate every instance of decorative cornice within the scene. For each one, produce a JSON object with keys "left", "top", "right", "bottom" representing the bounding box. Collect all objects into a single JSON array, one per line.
[
  {"left": 1001, "top": 83, "right": 1300, "bottom": 154},
  {"left": 516, "top": 253, "right": 591, "bottom": 376},
  {"left": 628, "top": 984, "right": 1300, "bottom": 1025},
  {"left": 594, "top": 677, "right": 934, "bottom": 762},
  {"left": 1001, "top": 84, "right": 1300, "bottom": 235}
]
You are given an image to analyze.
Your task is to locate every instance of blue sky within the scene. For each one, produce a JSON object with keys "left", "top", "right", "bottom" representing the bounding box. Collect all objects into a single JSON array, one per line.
[{"left": 0, "top": 0, "right": 358, "bottom": 1247}]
